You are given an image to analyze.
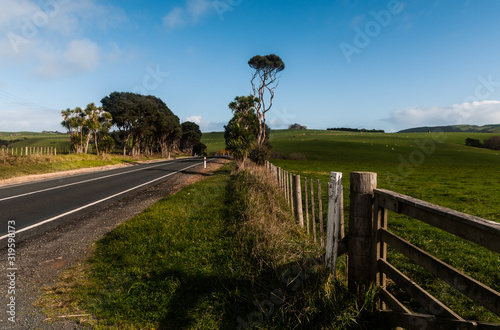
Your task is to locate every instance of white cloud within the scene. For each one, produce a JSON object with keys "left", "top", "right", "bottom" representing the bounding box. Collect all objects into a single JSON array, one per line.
[
  {"left": 389, "top": 100, "right": 500, "bottom": 128},
  {"left": 0, "top": 0, "right": 126, "bottom": 76},
  {"left": 0, "top": 0, "right": 38, "bottom": 27},
  {"left": 35, "top": 38, "right": 100, "bottom": 78},
  {"left": 184, "top": 115, "right": 203, "bottom": 124},
  {"left": 0, "top": 107, "right": 61, "bottom": 132},
  {"left": 183, "top": 115, "right": 225, "bottom": 132},
  {"left": 65, "top": 39, "right": 99, "bottom": 70},
  {"left": 163, "top": 0, "right": 214, "bottom": 30}
]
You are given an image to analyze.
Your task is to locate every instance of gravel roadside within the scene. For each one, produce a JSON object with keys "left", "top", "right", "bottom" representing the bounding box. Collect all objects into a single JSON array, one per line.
[{"left": 0, "top": 158, "right": 230, "bottom": 329}]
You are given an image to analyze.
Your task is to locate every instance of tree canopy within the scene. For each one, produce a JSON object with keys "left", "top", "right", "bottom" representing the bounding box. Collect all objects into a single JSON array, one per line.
[{"left": 100, "top": 92, "right": 181, "bottom": 156}]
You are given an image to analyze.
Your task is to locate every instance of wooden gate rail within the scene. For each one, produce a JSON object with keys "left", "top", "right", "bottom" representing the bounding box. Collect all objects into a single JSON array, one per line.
[
  {"left": 372, "top": 187, "right": 500, "bottom": 328},
  {"left": 375, "top": 188, "right": 500, "bottom": 254},
  {"left": 264, "top": 165, "right": 500, "bottom": 328}
]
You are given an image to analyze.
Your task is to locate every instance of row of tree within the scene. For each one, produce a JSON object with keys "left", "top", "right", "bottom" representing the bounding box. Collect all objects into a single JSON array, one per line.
[
  {"left": 465, "top": 136, "right": 500, "bottom": 150},
  {"left": 224, "top": 54, "right": 285, "bottom": 168},
  {"left": 61, "top": 93, "right": 205, "bottom": 156}
]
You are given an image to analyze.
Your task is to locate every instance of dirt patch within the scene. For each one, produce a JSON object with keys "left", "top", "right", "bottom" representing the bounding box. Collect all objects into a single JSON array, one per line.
[{"left": 0, "top": 158, "right": 231, "bottom": 330}]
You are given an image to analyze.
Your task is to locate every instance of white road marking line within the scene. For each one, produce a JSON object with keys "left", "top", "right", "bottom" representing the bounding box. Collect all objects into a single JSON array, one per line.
[
  {"left": 0, "top": 160, "right": 183, "bottom": 202},
  {"left": 0, "top": 162, "right": 202, "bottom": 241}
]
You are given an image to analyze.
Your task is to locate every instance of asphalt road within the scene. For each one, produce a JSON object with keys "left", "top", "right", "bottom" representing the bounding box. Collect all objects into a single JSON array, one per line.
[{"left": 0, "top": 157, "right": 205, "bottom": 245}]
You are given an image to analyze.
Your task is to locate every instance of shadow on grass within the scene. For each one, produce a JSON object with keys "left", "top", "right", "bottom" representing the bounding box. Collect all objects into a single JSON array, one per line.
[{"left": 157, "top": 270, "right": 257, "bottom": 329}]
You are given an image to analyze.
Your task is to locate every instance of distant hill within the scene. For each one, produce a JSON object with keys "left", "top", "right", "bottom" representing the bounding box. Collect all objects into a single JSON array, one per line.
[{"left": 398, "top": 124, "right": 500, "bottom": 133}]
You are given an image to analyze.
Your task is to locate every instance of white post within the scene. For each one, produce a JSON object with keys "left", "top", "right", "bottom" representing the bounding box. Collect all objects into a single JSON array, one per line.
[
  {"left": 204, "top": 156, "right": 207, "bottom": 169},
  {"left": 325, "top": 172, "right": 343, "bottom": 278}
]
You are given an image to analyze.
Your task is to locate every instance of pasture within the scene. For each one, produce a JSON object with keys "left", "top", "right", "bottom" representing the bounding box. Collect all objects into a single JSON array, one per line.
[
  {"left": 0, "top": 131, "right": 70, "bottom": 150},
  {"left": 202, "top": 129, "right": 500, "bottom": 322}
]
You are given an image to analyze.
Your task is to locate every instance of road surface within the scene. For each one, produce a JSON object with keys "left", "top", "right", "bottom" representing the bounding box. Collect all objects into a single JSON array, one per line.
[{"left": 0, "top": 157, "right": 205, "bottom": 246}]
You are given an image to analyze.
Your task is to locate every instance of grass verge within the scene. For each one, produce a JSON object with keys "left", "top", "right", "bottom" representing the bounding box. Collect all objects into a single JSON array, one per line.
[
  {"left": 0, "top": 153, "right": 175, "bottom": 181},
  {"left": 38, "top": 162, "right": 382, "bottom": 329}
]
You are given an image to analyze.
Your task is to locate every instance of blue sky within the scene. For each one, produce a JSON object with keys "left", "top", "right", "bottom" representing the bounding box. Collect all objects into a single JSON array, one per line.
[{"left": 1, "top": 0, "right": 500, "bottom": 133}]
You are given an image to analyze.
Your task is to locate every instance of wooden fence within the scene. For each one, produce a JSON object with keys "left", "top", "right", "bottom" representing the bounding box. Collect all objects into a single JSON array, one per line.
[
  {"left": 265, "top": 163, "right": 500, "bottom": 329},
  {"left": 0, "top": 146, "right": 61, "bottom": 156},
  {"left": 265, "top": 161, "right": 338, "bottom": 249}
]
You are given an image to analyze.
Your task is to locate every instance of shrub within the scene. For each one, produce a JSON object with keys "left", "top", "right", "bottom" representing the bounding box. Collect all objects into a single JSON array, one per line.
[
  {"left": 249, "top": 144, "right": 270, "bottom": 166},
  {"left": 287, "top": 152, "right": 307, "bottom": 161},
  {"left": 270, "top": 150, "right": 286, "bottom": 159},
  {"left": 465, "top": 137, "right": 483, "bottom": 148},
  {"left": 484, "top": 136, "right": 500, "bottom": 150}
]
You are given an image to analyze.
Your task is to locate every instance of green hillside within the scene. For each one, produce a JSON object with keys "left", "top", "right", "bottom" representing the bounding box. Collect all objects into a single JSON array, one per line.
[
  {"left": 0, "top": 131, "right": 70, "bottom": 149},
  {"left": 398, "top": 124, "right": 500, "bottom": 133}
]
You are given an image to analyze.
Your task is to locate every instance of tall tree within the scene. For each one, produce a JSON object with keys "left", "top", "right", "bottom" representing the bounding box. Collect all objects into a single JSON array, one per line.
[
  {"left": 61, "top": 107, "right": 86, "bottom": 153},
  {"left": 248, "top": 54, "right": 285, "bottom": 145},
  {"left": 224, "top": 96, "right": 261, "bottom": 169},
  {"left": 101, "top": 92, "right": 139, "bottom": 155},
  {"left": 180, "top": 121, "right": 202, "bottom": 155}
]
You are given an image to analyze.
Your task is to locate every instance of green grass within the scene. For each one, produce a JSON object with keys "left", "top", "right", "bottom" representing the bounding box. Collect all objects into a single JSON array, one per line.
[
  {"left": 257, "top": 129, "right": 500, "bottom": 323},
  {"left": 78, "top": 165, "right": 241, "bottom": 328},
  {"left": 41, "top": 163, "right": 384, "bottom": 329},
  {"left": 201, "top": 131, "right": 225, "bottom": 154}
]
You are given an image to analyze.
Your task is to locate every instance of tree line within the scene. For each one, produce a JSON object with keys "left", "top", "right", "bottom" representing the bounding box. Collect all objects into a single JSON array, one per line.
[
  {"left": 61, "top": 92, "right": 205, "bottom": 156},
  {"left": 327, "top": 127, "right": 385, "bottom": 133}
]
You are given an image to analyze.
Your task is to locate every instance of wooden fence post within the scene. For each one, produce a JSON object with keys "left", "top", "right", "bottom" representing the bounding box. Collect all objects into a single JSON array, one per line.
[
  {"left": 293, "top": 174, "right": 304, "bottom": 226},
  {"left": 348, "top": 172, "right": 377, "bottom": 292},
  {"left": 318, "top": 179, "right": 324, "bottom": 247},
  {"left": 286, "top": 171, "right": 289, "bottom": 203},
  {"left": 282, "top": 168, "right": 285, "bottom": 191},
  {"left": 311, "top": 179, "right": 316, "bottom": 244},
  {"left": 284, "top": 170, "right": 287, "bottom": 196},
  {"left": 287, "top": 172, "right": 295, "bottom": 214},
  {"left": 304, "top": 178, "right": 309, "bottom": 234},
  {"left": 325, "top": 172, "right": 342, "bottom": 277}
]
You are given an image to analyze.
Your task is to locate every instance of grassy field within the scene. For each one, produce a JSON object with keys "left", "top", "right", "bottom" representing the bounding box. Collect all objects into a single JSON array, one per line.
[
  {"left": 201, "top": 131, "right": 225, "bottom": 154},
  {"left": 0, "top": 131, "right": 70, "bottom": 148},
  {"left": 202, "top": 129, "right": 500, "bottom": 323}
]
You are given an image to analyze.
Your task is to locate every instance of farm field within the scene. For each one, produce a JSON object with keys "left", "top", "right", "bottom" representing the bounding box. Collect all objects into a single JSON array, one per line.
[
  {"left": 203, "top": 129, "right": 500, "bottom": 323},
  {"left": 0, "top": 131, "right": 70, "bottom": 150}
]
